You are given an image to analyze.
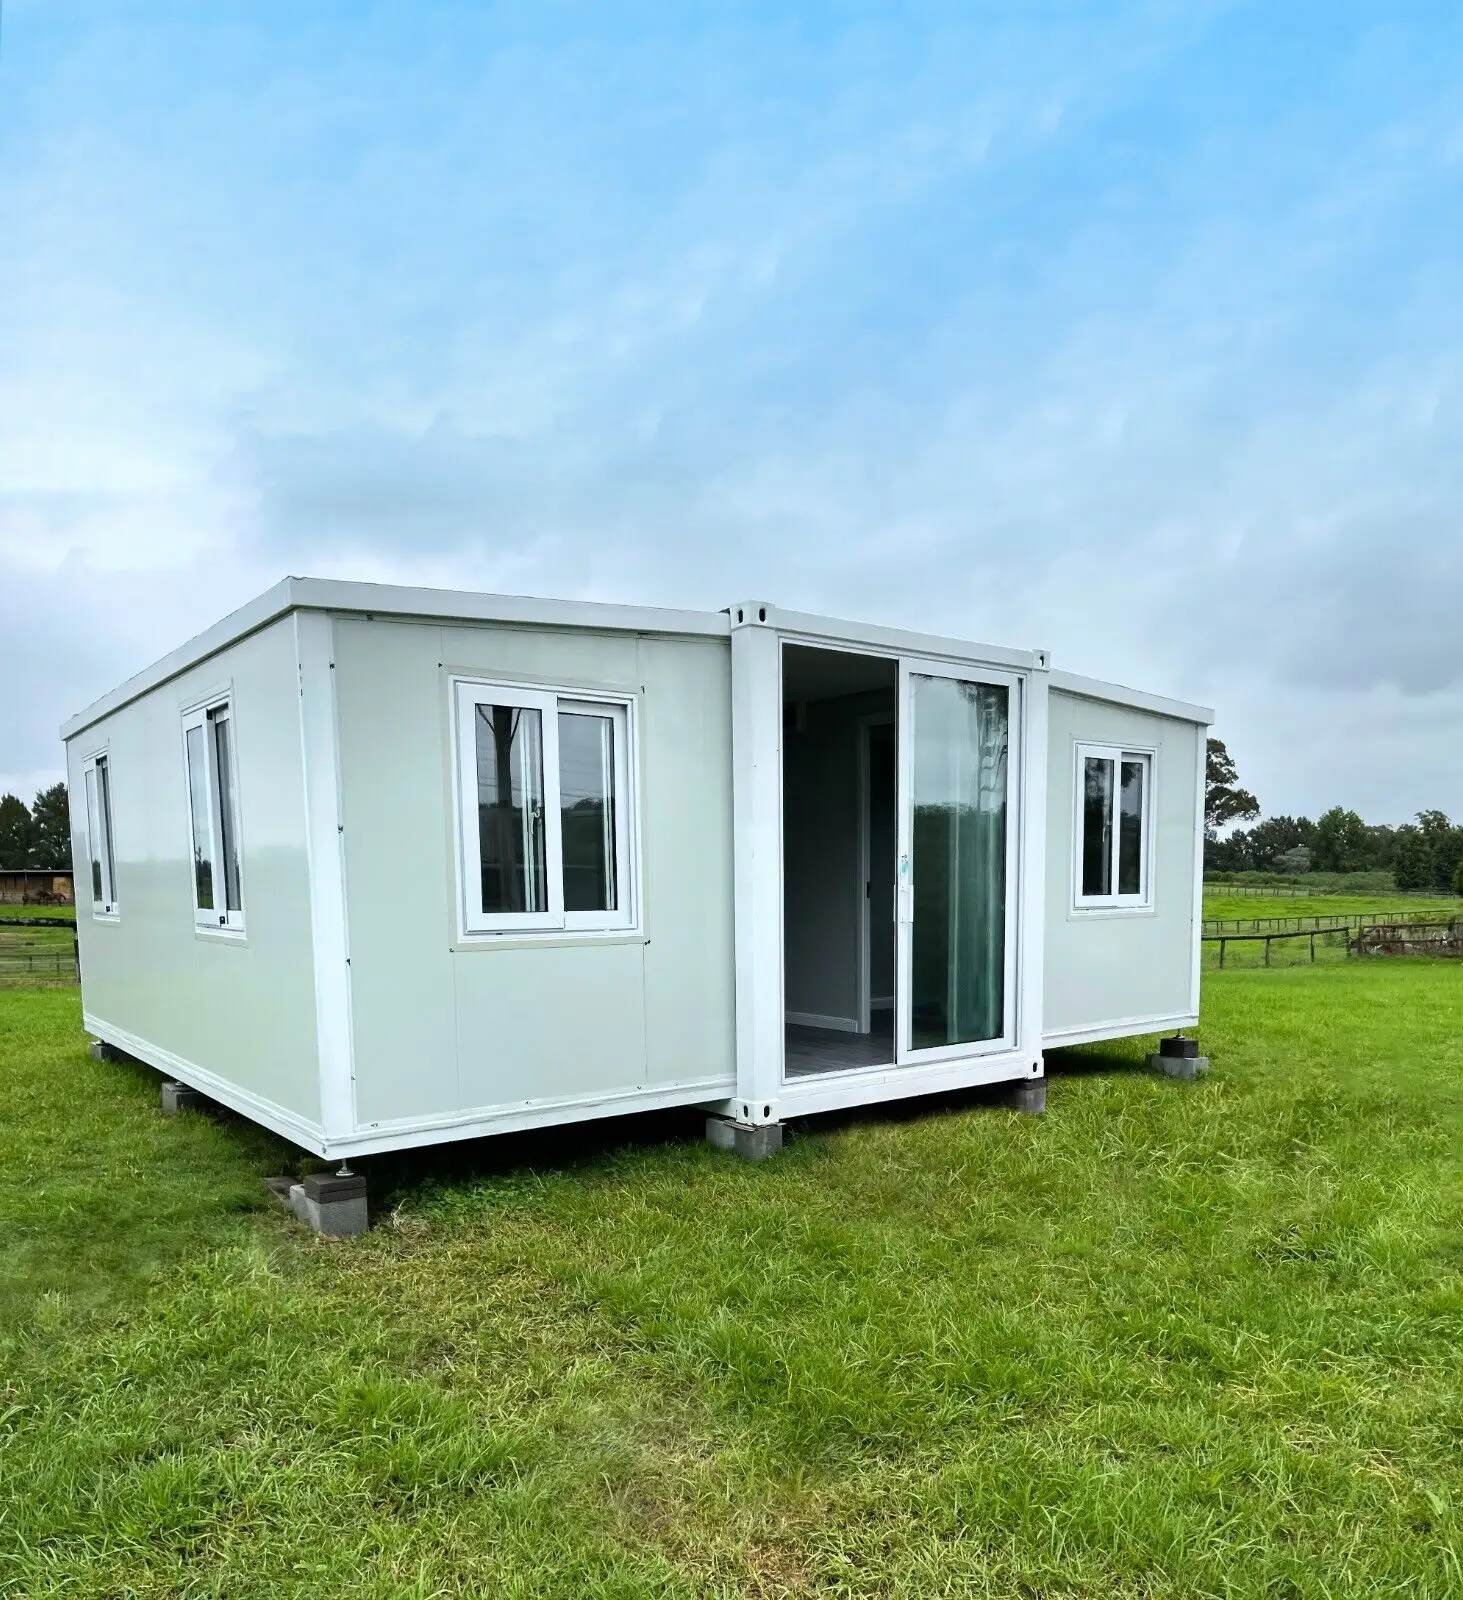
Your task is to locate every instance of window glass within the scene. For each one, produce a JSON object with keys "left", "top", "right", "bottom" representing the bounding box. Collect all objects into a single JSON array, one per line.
[
  {"left": 211, "top": 710, "right": 243, "bottom": 913},
  {"left": 559, "top": 710, "right": 617, "bottom": 913},
  {"left": 97, "top": 758, "right": 116, "bottom": 905},
  {"left": 474, "top": 704, "right": 547, "bottom": 914},
  {"left": 85, "top": 764, "right": 107, "bottom": 906},
  {"left": 1118, "top": 759, "right": 1145, "bottom": 895},
  {"left": 910, "top": 676, "right": 1008, "bottom": 1049},
  {"left": 1081, "top": 756, "right": 1115, "bottom": 897},
  {"left": 186, "top": 723, "right": 215, "bottom": 910}
]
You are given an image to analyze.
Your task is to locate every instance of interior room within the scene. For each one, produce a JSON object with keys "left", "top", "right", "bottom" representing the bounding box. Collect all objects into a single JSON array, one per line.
[{"left": 781, "top": 644, "right": 898, "bottom": 1077}]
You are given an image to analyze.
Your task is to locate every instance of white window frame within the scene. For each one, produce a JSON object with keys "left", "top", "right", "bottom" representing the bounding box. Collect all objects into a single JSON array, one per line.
[
  {"left": 82, "top": 748, "right": 119, "bottom": 919},
  {"left": 182, "top": 694, "right": 247, "bottom": 935},
  {"left": 452, "top": 678, "right": 638, "bottom": 939},
  {"left": 1073, "top": 741, "right": 1154, "bottom": 912}
]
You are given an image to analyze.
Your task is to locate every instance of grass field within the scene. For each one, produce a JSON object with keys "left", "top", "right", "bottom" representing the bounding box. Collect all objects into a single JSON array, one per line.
[
  {"left": 1, "top": 966, "right": 1459, "bottom": 1597},
  {"left": 1203, "top": 890, "right": 1463, "bottom": 923}
]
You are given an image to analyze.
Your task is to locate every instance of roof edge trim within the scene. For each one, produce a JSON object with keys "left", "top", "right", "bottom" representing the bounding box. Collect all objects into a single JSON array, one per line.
[
  {"left": 60, "top": 577, "right": 730, "bottom": 741},
  {"left": 1049, "top": 668, "right": 1215, "bottom": 726}
]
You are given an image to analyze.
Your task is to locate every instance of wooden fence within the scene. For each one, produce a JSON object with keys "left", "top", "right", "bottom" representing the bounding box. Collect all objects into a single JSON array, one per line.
[{"left": 1205, "top": 919, "right": 1463, "bottom": 967}]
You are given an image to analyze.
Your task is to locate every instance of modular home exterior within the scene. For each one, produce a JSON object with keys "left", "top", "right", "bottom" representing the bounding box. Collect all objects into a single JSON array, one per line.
[{"left": 62, "top": 579, "right": 1212, "bottom": 1160}]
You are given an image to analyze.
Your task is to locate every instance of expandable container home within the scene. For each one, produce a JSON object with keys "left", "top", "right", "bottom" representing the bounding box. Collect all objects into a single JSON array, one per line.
[{"left": 62, "top": 578, "right": 1213, "bottom": 1160}]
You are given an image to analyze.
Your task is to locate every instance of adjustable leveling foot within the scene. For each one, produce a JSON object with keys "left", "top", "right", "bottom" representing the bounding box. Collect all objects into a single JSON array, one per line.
[
  {"left": 265, "top": 1170, "right": 369, "bottom": 1237},
  {"left": 1147, "top": 1034, "right": 1210, "bottom": 1080}
]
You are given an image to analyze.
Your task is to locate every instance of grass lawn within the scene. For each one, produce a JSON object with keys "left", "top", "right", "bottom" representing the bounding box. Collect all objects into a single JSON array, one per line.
[
  {"left": 1203, "top": 890, "right": 1463, "bottom": 923},
  {"left": 1, "top": 966, "right": 1459, "bottom": 1597}
]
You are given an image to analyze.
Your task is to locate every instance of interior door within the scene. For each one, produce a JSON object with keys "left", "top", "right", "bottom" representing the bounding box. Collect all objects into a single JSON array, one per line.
[{"left": 895, "top": 661, "right": 1019, "bottom": 1065}]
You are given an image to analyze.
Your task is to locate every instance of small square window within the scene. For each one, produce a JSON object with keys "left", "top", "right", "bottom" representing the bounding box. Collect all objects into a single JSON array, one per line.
[
  {"left": 82, "top": 751, "right": 118, "bottom": 918},
  {"left": 1075, "top": 744, "right": 1152, "bottom": 909},
  {"left": 453, "top": 680, "right": 636, "bottom": 936},
  {"left": 183, "top": 697, "right": 245, "bottom": 932}
]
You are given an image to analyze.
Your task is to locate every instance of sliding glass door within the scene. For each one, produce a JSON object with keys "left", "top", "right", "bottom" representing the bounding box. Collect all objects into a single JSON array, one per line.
[{"left": 896, "top": 662, "right": 1019, "bottom": 1064}]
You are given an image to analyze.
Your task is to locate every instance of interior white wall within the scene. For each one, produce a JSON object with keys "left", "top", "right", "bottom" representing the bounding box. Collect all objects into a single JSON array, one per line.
[
  {"left": 67, "top": 617, "right": 323, "bottom": 1138},
  {"left": 782, "top": 688, "right": 893, "bottom": 1030},
  {"left": 1042, "top": 690, "right": 1203, "bottom": 1044},
  {"left": 331, "top": 615, "right": 737, "bottom": 1137}
]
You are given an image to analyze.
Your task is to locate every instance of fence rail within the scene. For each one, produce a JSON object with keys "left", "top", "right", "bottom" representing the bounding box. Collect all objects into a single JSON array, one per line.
[
  {"left": 1205, "top": 919, "right": 1463, "bottom": 967},
  {"left": 0, "top": 951, "right": 79, "bottom": 983},
  {"left": 1201, "top": 908, "right": 1453, "bottom": 936}
]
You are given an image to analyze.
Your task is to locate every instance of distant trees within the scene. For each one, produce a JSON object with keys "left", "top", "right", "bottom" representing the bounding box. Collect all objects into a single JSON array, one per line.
[
  {"left": 1205, "top": 739, "right": 1260, "bottom": 837},
  {"left": 1209, "top": 800, "right": 1463, "bottom": 891},
  {"left": 0, "top": 795, "right": 33, "bottom": 869},
  {"left": 0, "top": 784, "right": 72, "bottom": 871},
  {"left": 1309, "top": 807, "right": 1370, "bottom": 874}
]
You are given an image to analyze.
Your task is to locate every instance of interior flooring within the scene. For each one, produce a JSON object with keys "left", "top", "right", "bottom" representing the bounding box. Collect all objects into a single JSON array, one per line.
[{"left": 784, "top": 1011, "right": 895, "bottom": 1077}]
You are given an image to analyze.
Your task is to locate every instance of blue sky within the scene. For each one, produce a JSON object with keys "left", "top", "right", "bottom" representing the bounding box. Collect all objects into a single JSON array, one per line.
[{"left": 2, "top": 1, "right": 1460, "bottom": 821}]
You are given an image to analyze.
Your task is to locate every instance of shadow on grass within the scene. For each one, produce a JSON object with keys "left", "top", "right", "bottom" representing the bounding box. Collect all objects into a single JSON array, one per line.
[{"left": 116, "top": 1031, "right": 1171, "bottom": 1223}]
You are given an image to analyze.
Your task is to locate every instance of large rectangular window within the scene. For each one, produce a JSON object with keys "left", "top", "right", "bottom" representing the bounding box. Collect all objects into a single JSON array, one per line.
[
  {"left": 1076, "top": 743, "right": 1152, "bottom": 909},
  {"left": 183, "top": 697, "right": 245, "bottom": 932},
  {"left": 83, "top": 751, "right": 118, "bottom": 918},
  {"left": 453, "top": 680, "right": 635, "bottom": 936}
]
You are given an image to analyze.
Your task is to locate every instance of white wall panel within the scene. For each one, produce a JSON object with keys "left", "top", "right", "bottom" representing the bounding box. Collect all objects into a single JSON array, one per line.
[
  {"left": 69, "top": 617, "right": 322, "bottom": 1130},
  {"left": 1043, "top": 692, "right": 1202, "bottom": 1042}
]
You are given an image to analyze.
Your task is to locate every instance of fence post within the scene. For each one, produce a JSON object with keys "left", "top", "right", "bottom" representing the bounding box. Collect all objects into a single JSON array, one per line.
[
  {"left": 1219, "top": 938, "right": 1226, "bottom": 969},
  {"left": 1309, "top": 932, "right": 1316, "bottom": 963},
  {"left": 1264, "top": 935, "right": 1271, "bottom": 967}
]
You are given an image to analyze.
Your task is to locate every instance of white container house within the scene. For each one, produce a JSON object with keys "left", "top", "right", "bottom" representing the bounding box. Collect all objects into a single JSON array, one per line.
[{"left": 62, "top": 579, "right": 1213, "bottom": 1160}]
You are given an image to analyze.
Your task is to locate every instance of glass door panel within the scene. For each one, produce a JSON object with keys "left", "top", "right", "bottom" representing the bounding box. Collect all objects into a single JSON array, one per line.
[{"left": 898, "top": 669, "right": 1015, "bottom": 1061}]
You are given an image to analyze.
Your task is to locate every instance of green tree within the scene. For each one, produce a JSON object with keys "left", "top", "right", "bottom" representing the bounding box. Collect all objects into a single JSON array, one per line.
[
  {"left": 1432, "top": 826, "right": 1463, "bottom": 894},
  {"left": 1309, "top": 807, "right": 1370, "bottom": 874},
  {"left": 29, "top": 783, "right": 72, "bottom": 871},
  {"left": 1453, "top": 857, "right": 1463, "bottom": 896},
  {"left": 1393, "top": 825, "right": 1433, "bottom": 891},
  {"left": 0, "top": 793, "right": 35, "bottom": 869},
  {"left": 1205, "top": 738, "right": 1260, "bottom": 838}
]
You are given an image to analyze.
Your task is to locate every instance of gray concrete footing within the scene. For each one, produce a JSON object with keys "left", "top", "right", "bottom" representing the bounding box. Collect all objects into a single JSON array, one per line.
[
  {"left": 267, "top": 1171, "right": 368, "bottom": 1237},
  {"left": 705, "top": 1116, "right": 783, "bottom": 1162},
  {"left": 1147, "top": 1052, "right": 1210, "bottom": 1080},
  {"left": 160, "top": 1080, "right": 203, "bottom": 1116},
  {"left": 1001, "top": 1077, "right": 1047, "bottom": 1114},
  {"left": 89, "top": 1039, "right": 122, "bottom": 1063}
]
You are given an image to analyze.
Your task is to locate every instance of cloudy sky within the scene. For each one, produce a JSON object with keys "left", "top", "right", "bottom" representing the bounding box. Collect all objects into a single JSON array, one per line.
[{"left": 2, "top": 1, "right": 1460, "bottom": 822}]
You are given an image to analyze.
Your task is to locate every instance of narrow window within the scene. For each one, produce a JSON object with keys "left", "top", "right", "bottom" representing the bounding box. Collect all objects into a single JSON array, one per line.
[
  {"left": 1076, "top": 744, "right": 1152, "bottom": 908},
  {"left": 475, "top": 703, "right": 548, "bottom": 915},
  {"left": 455, "top": 681, "right": 635, "bottom": 936},
  {"left": 210, "top": 706, "right": 243, "bottom": 915},
  {"left": 1081, "top": 756, "right": 1114, "bottom": 897},
  {"left": 186, "top": 724, "right": 214, "bottom": 910},
  {"left": 83, "top": 752, "right": 118, "bottom": 916},
  {"left": 1118, "top": 758, "right": 1145, "bottom": 895},
  {"left": 184, "top": 697, "right": 245, "bottom": 932},
  {"left": 559, "top": 707, "right": 618, "bottom": 914}
]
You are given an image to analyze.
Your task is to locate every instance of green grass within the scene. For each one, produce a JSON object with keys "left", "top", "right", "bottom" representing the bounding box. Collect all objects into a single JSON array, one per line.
[
  {"left": 1204, "top": 890, "right": 1463, "bottom": 923},
  {"left": 0, "top": 968, "right": 1459, "bottom": 1597},
  {"left": 0, "top": 903, "right": 77, "bottom": 921}
]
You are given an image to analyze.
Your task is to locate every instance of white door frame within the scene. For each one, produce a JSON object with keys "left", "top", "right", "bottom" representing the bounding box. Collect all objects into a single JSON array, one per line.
[
  {"left": 856, "top": 710, "right": 896, "bottom": 1036},
  {"left": 895, "top": 657, "right": 1023, "bottom": 1068}
]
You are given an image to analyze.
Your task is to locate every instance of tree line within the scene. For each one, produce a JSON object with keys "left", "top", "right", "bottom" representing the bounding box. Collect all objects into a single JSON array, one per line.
[
  {"left": 1204, "top": 738, "right": 1463, "bottom": 892},
  {"left": 0, "top": 786, "right": 73, "bottom": 872}
]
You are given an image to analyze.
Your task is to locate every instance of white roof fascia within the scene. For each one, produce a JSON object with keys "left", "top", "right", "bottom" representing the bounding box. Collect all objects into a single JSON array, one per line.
[
  {"left": 286, "top": 577, "right": 729, "bottom": 640},
  {"left": 1049, "top": 668, "right": 1215, "bottom": 726},
  {"left": 61, "top": 577, "right": 729, "bottom": 742},
  {"left": 61, "top": 578, "right": 299, "bottom": 742},
  {"left": 737, "top": 601, "right": 1048, "bottom": 673}
]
